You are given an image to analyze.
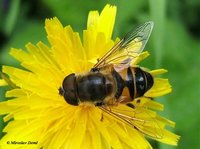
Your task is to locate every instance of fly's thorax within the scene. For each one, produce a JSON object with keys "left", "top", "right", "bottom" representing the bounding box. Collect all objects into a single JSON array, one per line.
[{"left": 76, "top": 72, "right": 115, "bottom": 104}]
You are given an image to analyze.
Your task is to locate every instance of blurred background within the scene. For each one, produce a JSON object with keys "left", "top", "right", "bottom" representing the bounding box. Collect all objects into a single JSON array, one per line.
[{"left": 0, "top": 0, "right": 200, "bottom": 148}]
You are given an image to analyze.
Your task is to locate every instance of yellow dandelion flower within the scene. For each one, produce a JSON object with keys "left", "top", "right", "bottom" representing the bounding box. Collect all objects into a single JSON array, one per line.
[{"left": 0, "top": 4, "right": 180, "bottom": 149}]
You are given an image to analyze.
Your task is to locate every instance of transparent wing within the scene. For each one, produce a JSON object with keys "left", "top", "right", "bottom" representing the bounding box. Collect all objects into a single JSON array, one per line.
[
  {"left": 98, "top": 101, "right": 164, "bottom": 139},
  {"left": 93, "top": 21, "right": 154, "bottom": 69}
]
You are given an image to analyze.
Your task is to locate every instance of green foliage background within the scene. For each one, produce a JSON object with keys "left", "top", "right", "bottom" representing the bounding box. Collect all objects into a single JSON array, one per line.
[{"left": 0, "top": 0, "right": 200, "bottom": 148}]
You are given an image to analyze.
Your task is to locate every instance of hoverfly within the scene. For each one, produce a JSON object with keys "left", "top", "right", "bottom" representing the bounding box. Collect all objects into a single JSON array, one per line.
[{"left": 59, "top": 22, "right": 164, "bottom": 139}]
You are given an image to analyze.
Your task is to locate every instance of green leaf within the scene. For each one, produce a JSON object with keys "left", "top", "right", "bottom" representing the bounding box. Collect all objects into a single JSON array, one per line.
[{"left": 0, "top": 20, "right": 46, "bottom": 67}]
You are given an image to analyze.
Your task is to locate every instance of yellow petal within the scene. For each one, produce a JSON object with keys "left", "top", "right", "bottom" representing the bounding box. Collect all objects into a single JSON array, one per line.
[
  {"left": 150, "top": 69, "right": 168, "bottom": 76},
  {"left": 87, "top": 4, "right": 116, "bottom": 41},
  {"left": 145, "top": 78, "right": 172, "bottom": 97},
  {"left": 0, "top": 79, "right": 7, "bottom": 86},
  {"left": 45, "top": 17, "right": 86, "bottom": 73},
  {"left": 156, "top": 129, "right": 180, "bottom": 146},
  {"left": 132, "top": 51, "right": 150, "bottom": 65},
  {"left": 83, "top": 4, "right": 117, "bottom": 69}
]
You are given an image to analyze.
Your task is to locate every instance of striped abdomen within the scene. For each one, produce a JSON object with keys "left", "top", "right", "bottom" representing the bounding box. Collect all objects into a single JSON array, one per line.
[{"left": 112, "top": 67, "right": 153, "bottom": 102}]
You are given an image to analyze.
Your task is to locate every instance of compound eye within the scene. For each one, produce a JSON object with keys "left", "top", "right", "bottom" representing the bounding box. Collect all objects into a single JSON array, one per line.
[
  {"left": 62, "top": 73, "right": 76, "bottom": 91},
  {"left": 61, "top": 73, "right": 79, "bottom": 106},
  {"left": 64, "top": 93, "right": 79, "bottom": 106}
]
